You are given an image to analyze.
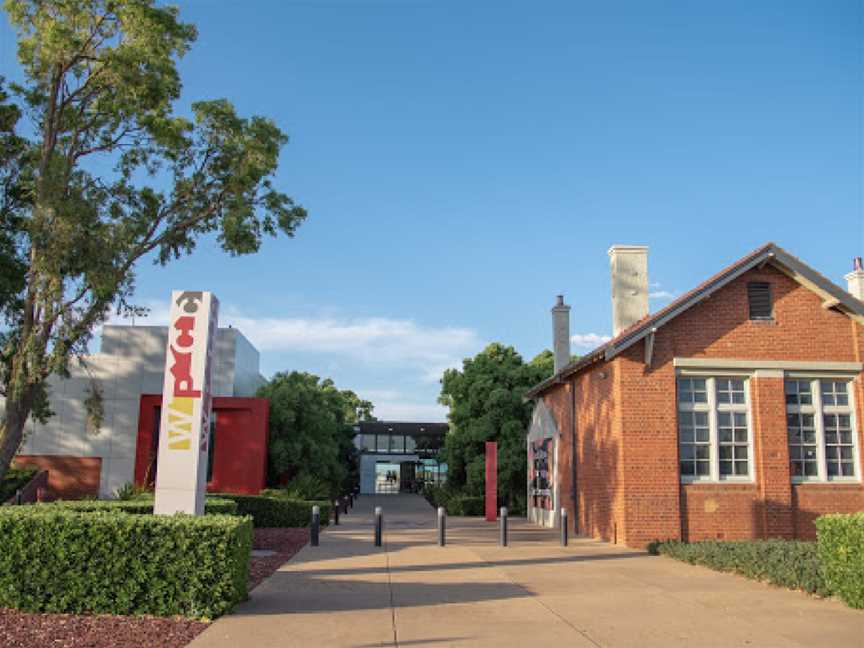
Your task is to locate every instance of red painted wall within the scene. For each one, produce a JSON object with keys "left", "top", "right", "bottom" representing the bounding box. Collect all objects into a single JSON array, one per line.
[
  {"left": 135, "top": 394, "right": 269, "bottom": 495},
  {"left": 485, "top": 441, "right": 497, "bottom": 521}
]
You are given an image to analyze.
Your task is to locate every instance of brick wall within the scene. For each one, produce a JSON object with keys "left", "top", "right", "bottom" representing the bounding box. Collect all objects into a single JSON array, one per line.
[
  {"left": 541, "top": 264, "right": 864, "bottom": 548},
  {"left": 544, "top": 359, "right": 628, "bottom": 544},
  {"left": 13, "top": 456, "right": 102, "bottom": 500}
]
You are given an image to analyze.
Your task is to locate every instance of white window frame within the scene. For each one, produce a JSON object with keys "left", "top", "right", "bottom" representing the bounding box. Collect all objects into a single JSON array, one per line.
[
  {"left": 677, "top": 372, "right": 755, "bottom": 484},
  {"left": 786, "top": 375, "right": 861, "bottom": 483}
]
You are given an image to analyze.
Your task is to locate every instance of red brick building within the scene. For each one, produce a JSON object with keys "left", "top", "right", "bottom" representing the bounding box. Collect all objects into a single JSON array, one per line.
[{"left": 526, "top": 243, "right": 864, "bottom": 548}]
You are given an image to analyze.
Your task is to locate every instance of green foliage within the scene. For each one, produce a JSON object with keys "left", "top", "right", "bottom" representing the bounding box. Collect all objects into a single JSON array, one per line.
[
  {"left": 421, "top": 483, "right": 449, "bottom": 509},
  {"left": 447, "top": 495, "right": 485, "bottom": 516},
  {"left": 274, "top": 474, "right": 331, "bottom": 501},
  {"left": 438, "top": 344, "right": 554, "bottom": 510},
  {"left": 113, "top": 481, "right": 151, "bottom": 501},
  {"left": 656, "top": 539, "right": 828, "bottom": 596},
  {"left": 0, "top": 0, "right": 306, "bottom": 480},
  {"left": 44, "top": 496, "right": 238, "bottom": 515},
  {"left": 421, "top": 484, "right": 484, "bottom": 517},
  {"left": 257, "top": 371, "right": 371, "bottom": 496},
  {"left": 816, "top": 513, "right": 864, "bottom": 609},
  {"left": 0, "top": 466, "right": 37, "bottom": 502},
  {"left": 0, "top": 507, "right": 252, "bottom": 618},
  {"left": 215, "top": 492, "right": 331, "bottom": 528}
]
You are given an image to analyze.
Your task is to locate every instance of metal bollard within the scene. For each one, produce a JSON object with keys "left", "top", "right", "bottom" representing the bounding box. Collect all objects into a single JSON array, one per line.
[
  {"left": 333, "top": 500, "right": 340, "bottom": 525},
  {"left": 437, "top": 506, "right": 446, "bottom": 547},
  {"left": 499, "top": 506, "right": 508, "bottom": 547},
  {"left": 560, "top": 507, "right": 568, "bottom": 547},
  {"left": 311, "top": 505, "right": 320, "bottom": 547},
  {"left": 374, "top": 506, "right": 383, "bottom": 547},
  {"left": 14, "top": 489, "right": 21, "bottom": 505}
]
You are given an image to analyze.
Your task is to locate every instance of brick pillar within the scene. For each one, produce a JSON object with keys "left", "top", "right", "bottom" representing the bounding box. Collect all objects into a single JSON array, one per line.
[{"left": 751, "top": 374, "right": 793, "bottom": 538}]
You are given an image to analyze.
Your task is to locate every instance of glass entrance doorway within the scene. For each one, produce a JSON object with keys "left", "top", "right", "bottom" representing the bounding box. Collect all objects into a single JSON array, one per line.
[{"left": 375, "top": 462, "right": 401, "bottom": 494}]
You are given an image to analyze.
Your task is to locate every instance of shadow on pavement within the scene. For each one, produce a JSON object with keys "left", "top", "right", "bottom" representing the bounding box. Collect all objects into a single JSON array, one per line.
[
  {"left": 234, "top": 574, "right": 532, "bottom": 615},
  {"left": 299, "top": 549, "right": 646, "bottom": 578}
]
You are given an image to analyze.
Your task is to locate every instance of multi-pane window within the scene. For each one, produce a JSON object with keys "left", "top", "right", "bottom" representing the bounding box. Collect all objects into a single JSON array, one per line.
[
  {"left": 718, "top": 411, "right": 749, "bottom": 476},
  {"left": 677, "top": 376, "right": 751, "bottom": 481},
  {"left": 786, "top": 379, "right": 858, "bottom": 480},
  {"left": 787, "top": 411, "right": 818, "bottom": 477},
  {"left": 678, "top": 410, "right": 710, "bottom": 477}
]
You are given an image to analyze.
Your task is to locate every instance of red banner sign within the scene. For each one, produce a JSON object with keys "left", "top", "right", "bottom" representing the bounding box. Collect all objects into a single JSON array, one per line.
[{"left": 485, "top": 441, "right": 497, "bottom": 522}]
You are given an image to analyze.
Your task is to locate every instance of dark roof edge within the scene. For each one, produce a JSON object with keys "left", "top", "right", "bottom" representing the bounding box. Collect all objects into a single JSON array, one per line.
[{"left": 524, "top": 243, "right": 864, "bottom": 401}]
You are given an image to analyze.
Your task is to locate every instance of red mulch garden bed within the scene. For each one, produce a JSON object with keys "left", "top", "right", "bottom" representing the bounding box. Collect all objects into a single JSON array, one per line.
[
  {"left": 0, "top": 527, "right": 308, "bottom": 648},
  {"left": 247, "top": 527, "right": 309, "bottom": 591}
]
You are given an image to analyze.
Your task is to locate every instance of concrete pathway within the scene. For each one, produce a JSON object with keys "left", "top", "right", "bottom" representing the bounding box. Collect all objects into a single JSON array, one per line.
[{"left": 191, "top": 495, "right": 863, "bottom": 648}]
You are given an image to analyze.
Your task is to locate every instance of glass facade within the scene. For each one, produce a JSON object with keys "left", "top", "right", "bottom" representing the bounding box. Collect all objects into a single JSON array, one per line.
[
  {"left": 356, "top": 423, "right": 448, "bottom": 492},
  {"left": 362, "top": 433, "right": 428, "bottom": 454}
]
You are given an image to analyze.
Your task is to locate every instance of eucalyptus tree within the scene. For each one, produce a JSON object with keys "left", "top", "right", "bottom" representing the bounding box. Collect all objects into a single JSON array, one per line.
[{"left": 0, "top": 0, "right": 306, "bottom": 479}]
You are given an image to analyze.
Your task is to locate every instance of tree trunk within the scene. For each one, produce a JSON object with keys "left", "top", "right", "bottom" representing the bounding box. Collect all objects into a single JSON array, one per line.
[{"left": 0, "top": 391, "right": 33, "bottom": 482}]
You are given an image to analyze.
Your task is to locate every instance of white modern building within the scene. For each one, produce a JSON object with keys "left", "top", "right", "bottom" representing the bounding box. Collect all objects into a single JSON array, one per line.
[{"left": 5, "top": 325, "right": 264, "bottom": 498}]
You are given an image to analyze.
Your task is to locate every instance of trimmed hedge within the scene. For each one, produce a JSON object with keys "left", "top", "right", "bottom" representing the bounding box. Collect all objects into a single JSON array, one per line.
[
  {"left": 816, "top": 513, "right": 864, "bottom": 609},
  {"left": 215, "top": 493, "right": 331, "bottom": 528},
  {"left": 0, "top": 507, "right": 251, "bottom": 618},
  {"left": 43, "top": 497, "right": 238, "bottom": 516},
  {"left": 654, "top": 539, "right": 827, "bottom": 596}
]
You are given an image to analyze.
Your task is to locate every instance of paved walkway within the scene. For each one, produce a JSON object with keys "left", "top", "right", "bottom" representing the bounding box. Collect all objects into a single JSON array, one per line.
[{"left": 191, "top": 495, "right": 863, "bottom": 648}]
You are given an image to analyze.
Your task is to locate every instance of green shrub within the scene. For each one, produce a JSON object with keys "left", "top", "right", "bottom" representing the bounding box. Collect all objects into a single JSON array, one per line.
[
  {"left": 0, "top": 467, "right": 38, "bottom": 502},
  {"left": 447, "top": 495, "right": 485, "bottom": 516},
  {"left": 215, "top": 493, "right": 330, "bottom": 528},
  {"left": 422, "top": 484, "right": 449, "bottom": 509},
  {"left": 422, "top": 485, "right": 485, "bottom": 516},
  {"left": 816, "top": 513, "right": 864, "bottom": 609},
  {"left": 656, "top": 539, "right": 827, "bottom": 596},
  {"left": 275, "top": 474, "right": 331, "bottom": 500},
  {"left": 113, "top": 481, "right": 153, "bottom": 501},
  {"left": 0, "top": 507, "right": 251, "bottom": 618},
  {"left": 45, "top": 497, "right": 238, "bottom": 516}
]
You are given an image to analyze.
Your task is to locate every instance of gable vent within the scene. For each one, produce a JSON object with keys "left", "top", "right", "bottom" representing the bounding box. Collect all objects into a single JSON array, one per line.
[{"left": 747, "top": 282, "right": 772, "bottom": 319}]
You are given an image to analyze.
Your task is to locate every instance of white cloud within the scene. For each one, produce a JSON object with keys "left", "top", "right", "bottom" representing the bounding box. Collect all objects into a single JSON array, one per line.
[
  {"left": 648, "top": 282, "right": 677, "bottom": 301},
  {"left": 649, "top": 290, "right": 677, "bottom": 300},
  {"left": 108, "top": 304, "right": 483, "bottom": 379},
  {"left": 371, "top": 399, "right": 449, "bottom": 422},
  {"left": 570, "top": 332, "right": 612, "bottom": 349},
  {"left": 355, "top": 388, "right": 449, "bottom": 422},
  {"left": 222, "top": 311, "right": 482, "bottom": 376},
  {"left": 357, "top": 388, "right": 403, "bottom": 402}
]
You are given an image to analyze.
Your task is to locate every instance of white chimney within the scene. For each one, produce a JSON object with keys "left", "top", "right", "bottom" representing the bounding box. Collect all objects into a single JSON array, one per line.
[
  {"left": 845, "top": 256, "right": 864, "bottom": 302},
  {"left": 608, "top": 245, "right": 649, "bottom": 337},
  {"left": 551, "top": 295, "right": 571, "bottom": 374}
]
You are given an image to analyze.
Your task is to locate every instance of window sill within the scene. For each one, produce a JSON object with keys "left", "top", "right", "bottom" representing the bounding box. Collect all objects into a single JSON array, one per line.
[
  {"left": 791, "top": 479, "right": 862, "bottom": 487},
  {"left": 680, "top": 480, "right": 757, "bottom": 489}
]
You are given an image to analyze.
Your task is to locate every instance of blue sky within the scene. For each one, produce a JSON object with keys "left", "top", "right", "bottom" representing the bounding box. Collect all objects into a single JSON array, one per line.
[{"left": 2, "top": 1, "right": 862, "bottom": 421}]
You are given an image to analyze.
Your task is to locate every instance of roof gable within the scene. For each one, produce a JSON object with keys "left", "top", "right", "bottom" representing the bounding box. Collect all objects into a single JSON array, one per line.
[{"left": 527, "top": 243, "right": 864, "bottom": 398}]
